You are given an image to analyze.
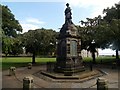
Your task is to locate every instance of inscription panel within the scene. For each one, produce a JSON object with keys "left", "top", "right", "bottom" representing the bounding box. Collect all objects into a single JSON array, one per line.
[{"left": 70, "top": 40, "right": 77, "bottom": 56}]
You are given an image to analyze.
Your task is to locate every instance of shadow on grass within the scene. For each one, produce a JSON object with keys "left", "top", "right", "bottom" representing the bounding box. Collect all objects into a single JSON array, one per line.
[{"left": 2, "top": 62, "right": 29, "bottom": 70}]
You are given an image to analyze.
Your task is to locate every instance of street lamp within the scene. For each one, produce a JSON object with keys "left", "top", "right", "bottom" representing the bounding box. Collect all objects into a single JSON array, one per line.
[
  {"left": 50, "top": 42, "right": 53, "bottom": 45},
  {"left": 91, "top": 40, "right": 95, "bottom": 44},
  {"left": 90, "top": 40, "right": 96, "bottom": 64}
]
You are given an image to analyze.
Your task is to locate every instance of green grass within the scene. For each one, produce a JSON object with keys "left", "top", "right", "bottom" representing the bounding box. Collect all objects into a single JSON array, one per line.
[
  {"left": 1, "top": 56, "right": 116, "bottom": 70},
  {"left": 83, "top": 56, "right": 116, "bottom": 63},
  {"left": 2, "top": 57, "right": 56, "bottom": 70}
]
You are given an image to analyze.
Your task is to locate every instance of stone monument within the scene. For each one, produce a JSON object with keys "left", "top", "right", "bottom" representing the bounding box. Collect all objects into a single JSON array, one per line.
[
  {"left": 54, "top": 3, "right": 85, "bottom": 73},
  {"left": 35, "top": 3, "right": 104, "bottom": 81}
]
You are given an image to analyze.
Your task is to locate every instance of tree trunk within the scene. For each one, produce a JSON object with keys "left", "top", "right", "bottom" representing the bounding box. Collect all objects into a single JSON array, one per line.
[
  {"left": 92, "top": 52, "right": 96, "bottom": 64},
  {"left": 5, "top": 53, "right": 8, "bottom": 57},
  {"left": 32, "top": 53, "right": 36, "bottom": 64},
  {"left": 116, "top": 49, "right": 119, "bottom": 59}
]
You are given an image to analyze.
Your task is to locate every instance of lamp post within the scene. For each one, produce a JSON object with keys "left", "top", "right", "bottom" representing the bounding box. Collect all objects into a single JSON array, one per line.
[
  {"left": 49, "top": 42, "right": 54, "bottom": 57},
  {"left": 87, "top": 40, "right": 96, "bottom": 64},
  {"left": 91, "top": 40, "right": 96, "bottom": 64}
]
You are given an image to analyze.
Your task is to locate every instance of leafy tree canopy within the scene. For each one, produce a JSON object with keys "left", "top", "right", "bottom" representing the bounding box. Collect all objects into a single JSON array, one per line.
[
  {"left": 22, "top": 28, "right": 58, "bottom": 64},
  {"left": 1, "top": 4, "right": 22, "bottom": 37},
  {"left": 103, "top": 3, "right": 120, "bottom": 50}
]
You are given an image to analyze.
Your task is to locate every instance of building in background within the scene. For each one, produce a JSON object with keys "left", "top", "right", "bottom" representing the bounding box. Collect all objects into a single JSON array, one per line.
[
  {"left": 81, "top": 48, "right": 119, "bottom": 58},
  {"left": 81, "top": 49, "right": 99, "bottom": 58}
]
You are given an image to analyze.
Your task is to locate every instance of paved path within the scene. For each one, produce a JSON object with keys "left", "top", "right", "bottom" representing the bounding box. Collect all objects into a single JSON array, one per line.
[{"left": 2, "top": 64, "right": 119, "bottom": 89}]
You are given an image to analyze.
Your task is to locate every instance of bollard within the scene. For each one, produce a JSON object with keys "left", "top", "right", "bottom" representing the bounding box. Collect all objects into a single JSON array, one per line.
[
  {"left": 97, "top": 78, "right": 108, "bottom": 90},
  {"left": 28, "top": 63, "right": 32, "bottom": 69},
  {"left": 23, "top": 76, "right": 33, "bottom": 89},
  {"left": 9, "top": 67, "right": 16, "bottom": 76}
]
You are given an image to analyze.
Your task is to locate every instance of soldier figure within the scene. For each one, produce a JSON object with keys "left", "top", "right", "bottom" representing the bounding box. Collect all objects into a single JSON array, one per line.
[{"left": 65, "top": 3, "right": 73, "bottom": 24}]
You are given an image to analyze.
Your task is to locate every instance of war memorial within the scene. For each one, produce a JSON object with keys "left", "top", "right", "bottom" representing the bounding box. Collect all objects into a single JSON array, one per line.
[
  {"left": 2, "top": 3, "right": 119, "bottom": 89},
  {"left": 38, "top": 3, "right": 104, "bottom": 81}
]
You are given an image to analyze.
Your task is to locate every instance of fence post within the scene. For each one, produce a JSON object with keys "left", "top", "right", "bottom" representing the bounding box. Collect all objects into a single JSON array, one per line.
[{"left": 97, "top": 78, "right": 108, "bottom": 90}]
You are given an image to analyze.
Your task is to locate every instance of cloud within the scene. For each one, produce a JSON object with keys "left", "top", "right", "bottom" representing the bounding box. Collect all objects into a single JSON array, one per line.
[
  {"left": 65, "top": 0, "right": 120, "bottom": 17},
  {"left": 26, "top": 17, "right": 45, "bottom": 24},
  {"left": 21, "top": 23, "right": 40, "bottom": 33},
  {"left": 20, "top": 17, "right": 45, "bottom": 33}
]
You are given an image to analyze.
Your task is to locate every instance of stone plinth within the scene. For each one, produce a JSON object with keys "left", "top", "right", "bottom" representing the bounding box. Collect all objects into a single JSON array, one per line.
[{"left": 54, "top": 23, "right": 85, "bottom": 73}]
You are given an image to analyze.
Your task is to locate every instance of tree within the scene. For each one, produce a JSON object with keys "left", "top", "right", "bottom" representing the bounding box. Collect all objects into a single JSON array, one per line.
[
  {"left": 2, "top": 35, "right": 23, "bottom": 56},
  {"left": 1, "top": 4, "right": 23, "bottom": 56},
  {"left": 77, "top": 2, "right": 120, "bottom": 62},
  {"left": 10, "top": 37, "right": 23, "bottom": 56},
  {"left": 78, "top": 16, "right": 102, "bottom": 49},
  {"left": 103, "top": 3, "right": 120, "bottom": 59},
  {"left": 0, "top": 28, "right": 2, "bottom": 54},
  {"left": 1, "top": 4, "right": 22, "bottom": 37},
  {"left": 2, "top": 36, "right": 12, "bottom": 56},
  {"left": 22, "top": 29, "right": 57, "bottom": 64},
  {"left": 78, "top": 16, "right": 102, "bottom": 63}
]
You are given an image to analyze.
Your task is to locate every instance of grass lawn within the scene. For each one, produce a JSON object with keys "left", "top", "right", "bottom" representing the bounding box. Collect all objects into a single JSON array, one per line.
[
  {"left": 2, "top": 57, "right": 56, "bottom": 70},
  {"left": 1, "top": 56, "right": 116, "bottom": 70},
  {"left": 83, "top": 56, "right": 116, "bottom": 63}
]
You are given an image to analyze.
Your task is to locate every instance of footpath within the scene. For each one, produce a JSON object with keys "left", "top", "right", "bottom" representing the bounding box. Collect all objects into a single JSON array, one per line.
[{"left": 2, "top": 64, "right": 119, "bottom": 89}]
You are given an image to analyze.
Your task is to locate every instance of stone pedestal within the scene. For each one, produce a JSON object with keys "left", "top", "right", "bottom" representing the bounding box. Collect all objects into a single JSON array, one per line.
[
  {"left": 54, "top": 23, "right": 85, "bottom": 73},
  {"left": 54, "top": 3, "right": 84, "bottom": 74}
]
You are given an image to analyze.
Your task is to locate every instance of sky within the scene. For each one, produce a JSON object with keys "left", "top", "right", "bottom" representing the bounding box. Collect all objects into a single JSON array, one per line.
[
  {"left": 2, "top": 0, "right": 120, "bottom": 33},
  {"left": 1, "top": 0, "right": 120, "bottom": 55}
]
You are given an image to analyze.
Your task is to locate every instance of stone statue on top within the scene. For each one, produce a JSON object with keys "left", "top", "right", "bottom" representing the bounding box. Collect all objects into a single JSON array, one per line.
[{"left": 64, "top": 3, "right": 73, "bottom": 24}]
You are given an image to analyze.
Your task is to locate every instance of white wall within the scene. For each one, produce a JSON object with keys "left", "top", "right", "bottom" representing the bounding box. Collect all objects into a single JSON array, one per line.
[
  {"left": 98, "top": 49, "right": 116, "bottom": 56},
  {"left": 81, "top": 49, "right": 99, "bottom": 57}
]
